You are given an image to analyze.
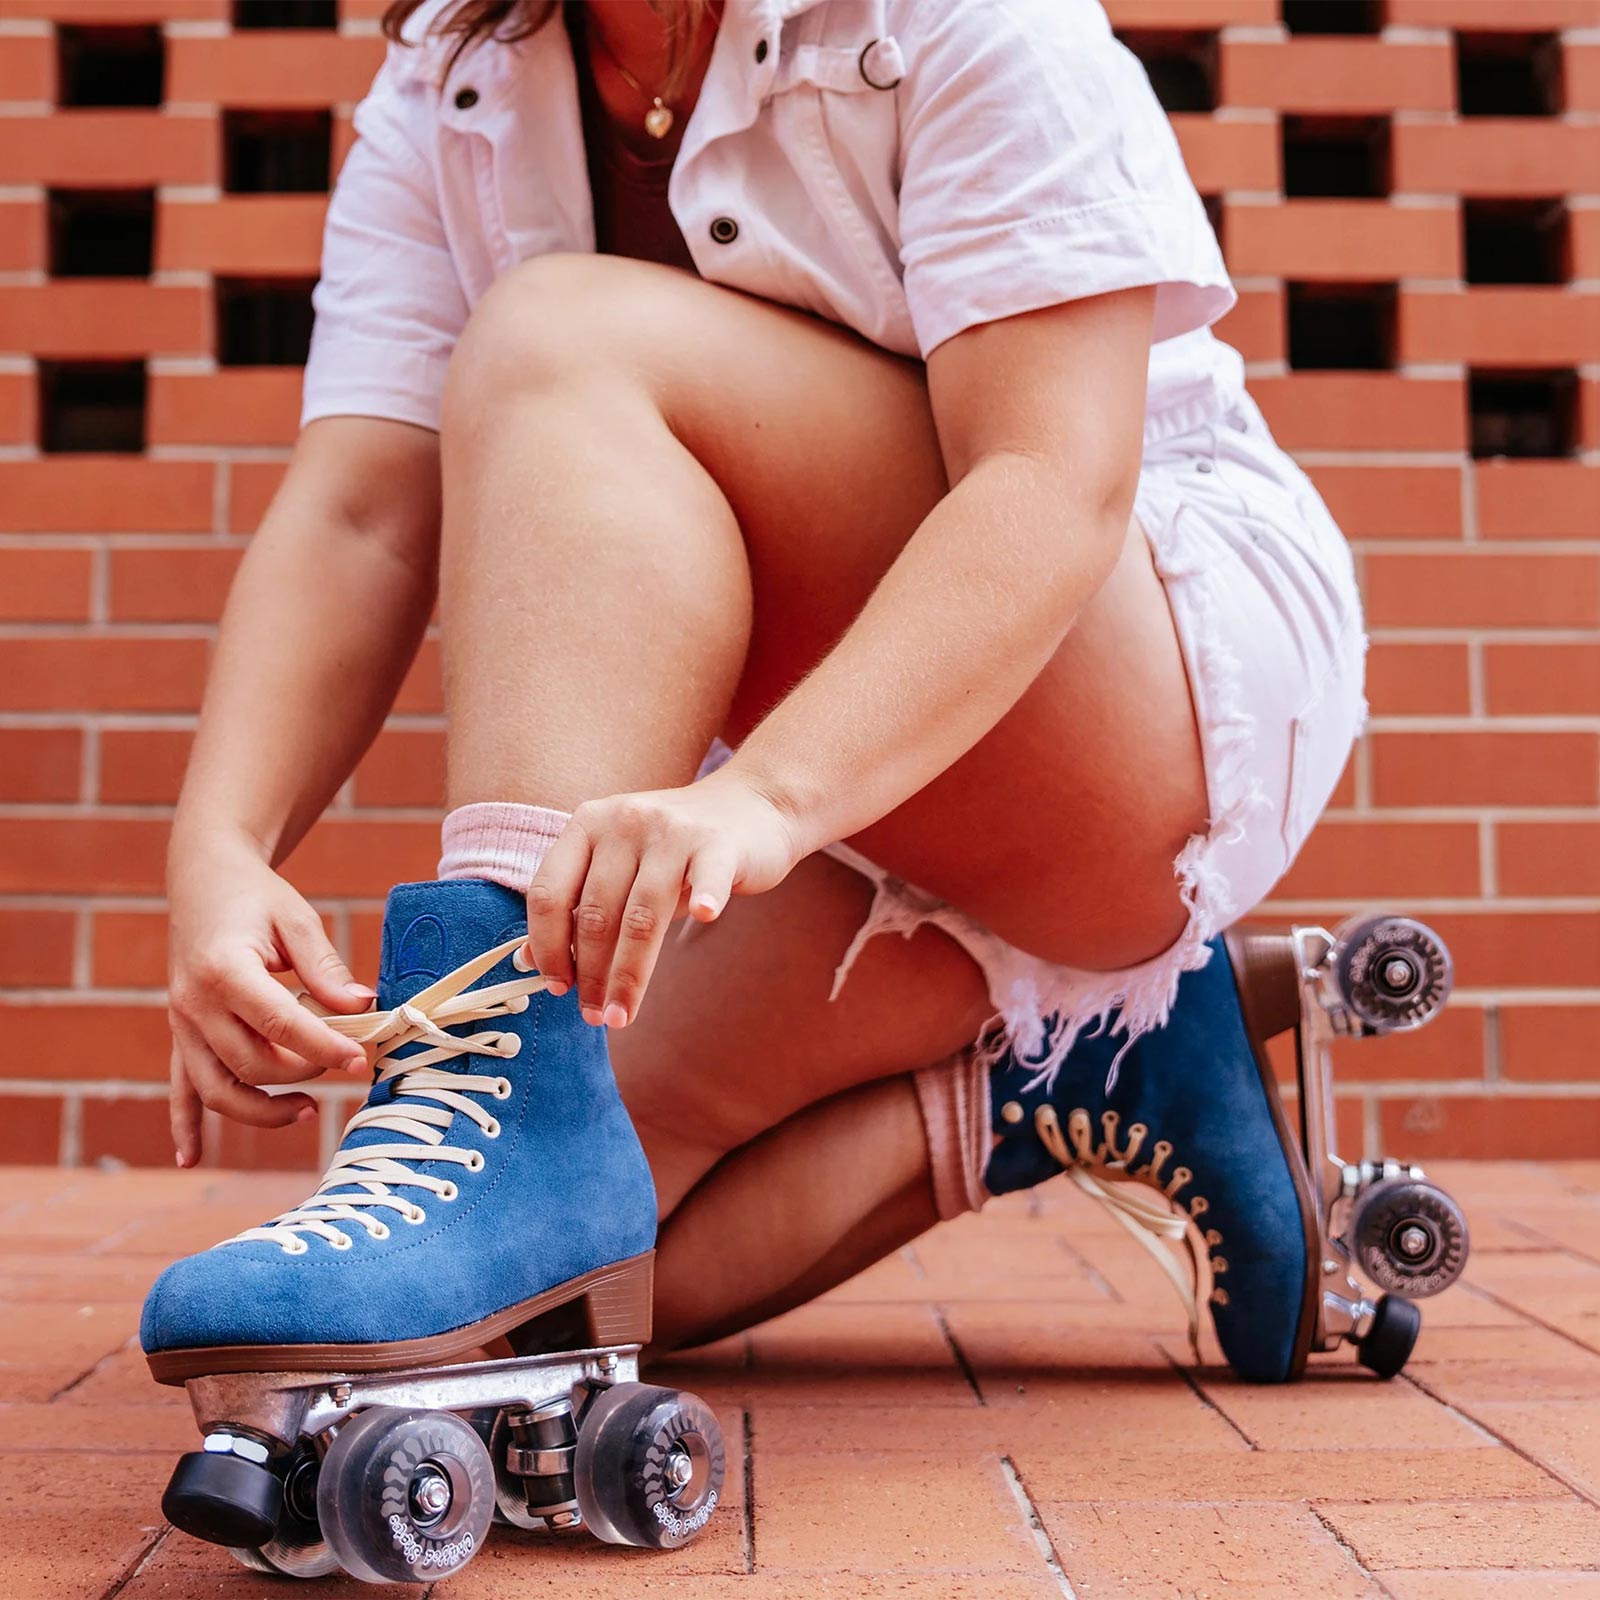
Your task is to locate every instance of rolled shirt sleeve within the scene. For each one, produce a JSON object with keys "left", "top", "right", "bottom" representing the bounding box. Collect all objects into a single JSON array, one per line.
[
  {"left": 893, "top": 0, "right": 1235, "bottom": 359},
  {"left": 300, "top": 52, "right": 469, "bottom": 432}
]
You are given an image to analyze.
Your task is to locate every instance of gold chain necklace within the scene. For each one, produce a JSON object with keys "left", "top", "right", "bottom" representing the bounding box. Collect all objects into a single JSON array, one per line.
[{"left": 583, "top": 8, "right": 706, "bottom": 141}]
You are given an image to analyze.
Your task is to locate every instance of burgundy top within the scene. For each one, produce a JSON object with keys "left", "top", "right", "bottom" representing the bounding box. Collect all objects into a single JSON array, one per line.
[{"left": 565, "top": 3, "right": 699, "bottom": 276}]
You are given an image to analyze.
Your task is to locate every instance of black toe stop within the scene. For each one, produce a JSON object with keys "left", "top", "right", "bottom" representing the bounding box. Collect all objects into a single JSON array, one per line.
[
  {"left": 162, "top": 1450, "right": 283, "bottom": 1548},
  {"left": 1357, "top": 1294, "right": 1421, "bottom": 1380}
]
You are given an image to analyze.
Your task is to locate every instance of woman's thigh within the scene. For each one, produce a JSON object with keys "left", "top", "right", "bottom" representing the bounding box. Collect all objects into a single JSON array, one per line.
[
  {"left": 502, "top": 256, "right": 1208, "bottom": 969},
  {"left": 610, "top": 849, "right": 992, "bottom": 1218}
]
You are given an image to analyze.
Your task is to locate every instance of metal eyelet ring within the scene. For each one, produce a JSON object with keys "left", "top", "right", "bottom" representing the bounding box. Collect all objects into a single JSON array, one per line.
[
  {"left": 284, "top": 1238, "right": 308, "bottom": 1256},
  {"left": 370, "top": 1223, "right": 390, "bottom": 1241},
  {"left": 858, "top": 38, "right": 903, "bottom": 90},
  {"left": 438, "top": 1182, "right": 459, "bottom": 1203},
  {"left": 466, "top": 1150, "right": 486, "bottom": 1172},
  {"left": 330, "top": 1232, "right": 352, "bottom": 1251},
  {"left": 493, "top": 1078, "right": 512, "bottom": 1100},
  {"left": 406, "top": 1206, "right": 426, "bottom": 1225}
]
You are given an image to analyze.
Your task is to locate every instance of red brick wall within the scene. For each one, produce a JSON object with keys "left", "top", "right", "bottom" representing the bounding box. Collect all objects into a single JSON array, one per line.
[{"left": 1, "top": 0, "right": 1596, "bottom": 1167}]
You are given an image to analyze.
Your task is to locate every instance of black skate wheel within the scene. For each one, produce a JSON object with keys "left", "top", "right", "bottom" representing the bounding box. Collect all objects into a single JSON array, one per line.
[
  {"left": 1334, "top": 916, "right": 1453, "bottom": 1033},
  {"left": 573, "top": 1383, "right": 725, "bottom": 1549},
  {"left": 1357, "top": 1294, "right": 1421, "bottom": 1379},
  {"left": 229, "top": 1440, "right": 336, "bottom": 1578},
  {"left": 162, "top": 1448, "right": 282, "bottom": 1549},
  {"left": 317, "top": 1406, "right": 494, "bottom": 1583},
  {"left": 1350, "top": 1178, "right": 1470, "bottom": 1299}
]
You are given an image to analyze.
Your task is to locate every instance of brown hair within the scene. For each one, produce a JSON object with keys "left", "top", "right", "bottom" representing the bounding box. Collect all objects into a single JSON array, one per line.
[{"left": 382, "top": 0, "right": 715, "bottom": 92}]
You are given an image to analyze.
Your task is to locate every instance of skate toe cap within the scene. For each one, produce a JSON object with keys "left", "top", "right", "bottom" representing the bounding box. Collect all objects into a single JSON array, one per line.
[{"left": 139, "top": 1242, "right": 307, "bottom": 1354}]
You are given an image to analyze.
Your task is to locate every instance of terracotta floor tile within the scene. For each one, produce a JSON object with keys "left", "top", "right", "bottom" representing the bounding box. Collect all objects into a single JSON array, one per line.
[
  {"left": 1194, "top": 1369, "right": 1487, "bottom": 1451},
  {"left": 1038, "top": 1500, "right": 1387, "bottom": 1598},
  {"left": 1320, "top": 1500, "right": 1600, "bottom": 1570},
  {"left": 1463, "top": 1398, "right": 1600, "bottom": 1500},
  {"left": 1011, "top": 1445, "right": 1565, "bottom": 1505},
  {"left": 753, "top": 1450, "right": 1039, "bottom": 1573},
  {"left": 1379, "top": 1572, "right": 1600, "bottom": 1599}
]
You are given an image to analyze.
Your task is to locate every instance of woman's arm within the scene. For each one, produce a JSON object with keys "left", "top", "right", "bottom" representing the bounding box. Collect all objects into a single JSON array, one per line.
[
  {"left": 173, "top": 416, "right": 440, "bottom": 863},
  {"left": 521, "top": 286, "right": 1154, "bottom": 1024},
  {"left": 724, "top": 287, "right": 1153, "bottom": 855},
  {"left": 164, "top": 416, "right": 440, "bottom": 1164}
]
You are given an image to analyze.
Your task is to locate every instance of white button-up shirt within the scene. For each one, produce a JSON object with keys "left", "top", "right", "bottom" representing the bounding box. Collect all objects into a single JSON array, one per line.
[{"left": 302, "top": 0, "right": 1244, "bottom": 445}]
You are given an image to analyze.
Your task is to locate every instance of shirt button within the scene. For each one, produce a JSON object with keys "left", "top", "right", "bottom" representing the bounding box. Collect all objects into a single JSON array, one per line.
[
  {"left": 454, "top": 87, "right": 478, "bottom": 110},
  {"left": 1196, "top": 460, "right": 1213, "bottom": 473},
  {"left": 754, "top": 38, "right": 768, "bottom": 63},
  {"left": 709, "top": 216, "right": 739, "bottom": 245}
]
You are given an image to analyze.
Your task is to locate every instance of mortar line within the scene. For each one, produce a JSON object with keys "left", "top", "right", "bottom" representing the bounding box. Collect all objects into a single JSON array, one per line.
[
  {"left": 932, "top": 1305, "right": 985, "bottom": 1406},
  {"left": 1000, "top": 1455, "right": 1078, "bottom": 1599},
  {"left": 98, "top": 1526, "right": 170, "bottom": 1600}
]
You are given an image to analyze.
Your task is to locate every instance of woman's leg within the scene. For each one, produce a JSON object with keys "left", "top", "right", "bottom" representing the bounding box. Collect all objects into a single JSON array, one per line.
[
  {"left": 440, "top": 252, "right": 1206, "bottom": 974},
  {"left": 650, "top": 1075, "right": 938, "bottom": 1353}
]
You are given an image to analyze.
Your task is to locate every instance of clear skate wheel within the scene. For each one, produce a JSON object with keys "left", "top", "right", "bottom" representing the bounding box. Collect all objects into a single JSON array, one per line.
[
  {"left": 317, "top": 1406, "right": 494, "bottom": 1584},
  {"left": 1334, "top": 915, "right": 1453, "bottom": 1033},
  {"left": 229, "top": 1440, "right": 337, "bottom": 1578},
  {"left": 1357, "top": 1294, "right": 1421, "bottom": 1379},
  {"left": 573, "top": 1383, "right": 725, "bottom": 1550},
  {"left": 1350, "top": 1178, "right": 1469, "bottom": 1299}
]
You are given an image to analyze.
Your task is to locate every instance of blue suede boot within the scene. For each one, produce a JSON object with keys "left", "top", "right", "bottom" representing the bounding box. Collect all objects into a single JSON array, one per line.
[
  {"left": 984, "top": 922, "right": 1465, "bottom": 1385},
  {"left": 986, "top": 939, "right": 1314, "bottom": 1382},
  {"left": 142, "top": 879, "right": 658, "bottom": 1381}
]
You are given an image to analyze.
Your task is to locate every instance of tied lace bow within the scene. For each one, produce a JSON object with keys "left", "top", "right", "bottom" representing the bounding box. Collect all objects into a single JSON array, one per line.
[{"left": 227, "top": 938, "right": 551, "bottom": 1256}]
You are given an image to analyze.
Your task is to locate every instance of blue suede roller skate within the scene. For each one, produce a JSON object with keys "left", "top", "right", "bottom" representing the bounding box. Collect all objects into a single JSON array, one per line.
[
  {"left": 985, "top": 915, "right": 1469, "bottom": 1384},
  {"left": 143, "top": 880, "right": 725, "bottom": 1584}
]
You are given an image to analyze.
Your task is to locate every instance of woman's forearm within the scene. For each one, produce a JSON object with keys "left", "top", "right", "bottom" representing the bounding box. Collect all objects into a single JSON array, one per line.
[
  {"left": 725, "top": 449, "right": 1132, "bottom": 855},
  {"left": 172, "top": 419, "right": 441, "bottom": 866}
]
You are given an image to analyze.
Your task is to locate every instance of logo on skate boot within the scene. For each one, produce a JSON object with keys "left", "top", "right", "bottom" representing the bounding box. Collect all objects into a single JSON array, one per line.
[{"left": 383, "top": 914, "right": 447, "bottom": 988}]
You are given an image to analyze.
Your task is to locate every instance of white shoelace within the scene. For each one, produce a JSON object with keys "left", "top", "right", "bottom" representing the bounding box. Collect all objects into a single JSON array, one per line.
[
  {"left": 228, "top": 938, "right": 551, "bottom": 1256},
  {"left": 1034, "top": 1105, "right": 1222, "bottom": 1363}
]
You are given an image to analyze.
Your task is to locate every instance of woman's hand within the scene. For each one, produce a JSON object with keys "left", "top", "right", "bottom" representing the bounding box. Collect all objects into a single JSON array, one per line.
[
  {"left": 166, "top": 829, "right": 375, "bottom": 1168},
  {"left": 521, "top": 766, "right": 802, "bottom": 1029}
]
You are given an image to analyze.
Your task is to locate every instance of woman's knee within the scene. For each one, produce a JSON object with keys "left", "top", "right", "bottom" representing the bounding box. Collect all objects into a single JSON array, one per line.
[{"left": 442, "top": 253, "right": 692, "bottom": 428}]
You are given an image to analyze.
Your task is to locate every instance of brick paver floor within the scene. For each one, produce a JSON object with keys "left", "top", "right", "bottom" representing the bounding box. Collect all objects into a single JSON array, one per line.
[{"left": 5, "top": 1161, "right": 1599, "bottom": 1599}]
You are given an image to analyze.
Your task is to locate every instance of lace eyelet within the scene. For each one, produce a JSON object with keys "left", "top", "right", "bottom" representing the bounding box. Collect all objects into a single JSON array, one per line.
[
  {"left": 493, "top": 1078, "right": 513, "bottom": 1100},
  {"left": 405, "top": 1206, "right": 427, "bottom": 1225},
  {"left": 466, "top": 1151, "right": 486, "bottom": 1173},
  {"left": 330, "top": 1232, "right": 352, "bottom": 1251},
  {"left": 497, "top": 1033, "right": 521, "bottom": 1058},
  {"left": 283, "top": 1238, "right": 309, "bottom": 1256},
  {"left": 370, "top": 1222, "right": 390, "bottom": 1241},
  {"left": 482, "top": 1119, "right": 501, "bottom": 1140},
  {"left": 439, "top": 1182, "right": 459, "bottom": 1202}
]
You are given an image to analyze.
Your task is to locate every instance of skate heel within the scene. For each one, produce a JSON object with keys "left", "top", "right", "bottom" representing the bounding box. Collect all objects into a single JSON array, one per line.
[
  {"left": 1224, "top": 928, "right": 1303, "bottom": 1046},
  {"left": 579, "top": 1250, "right": 655, "bottom": 1347}
]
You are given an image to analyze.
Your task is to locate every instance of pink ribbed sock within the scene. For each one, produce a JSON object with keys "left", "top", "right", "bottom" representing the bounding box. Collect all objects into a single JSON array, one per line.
[{"left": 438, "top": 801, "right": 571, "bottom": 893}]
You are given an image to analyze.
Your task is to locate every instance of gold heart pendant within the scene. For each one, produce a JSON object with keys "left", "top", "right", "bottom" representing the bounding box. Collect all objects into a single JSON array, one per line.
[{"left": 644, "top": 98, "right": 674, "bottom": 139}]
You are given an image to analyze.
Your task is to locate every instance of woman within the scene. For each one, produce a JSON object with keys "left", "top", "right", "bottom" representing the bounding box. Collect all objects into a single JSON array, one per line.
[{"left": 143, "top": 0, "right": 1364, "bottom": 1387}]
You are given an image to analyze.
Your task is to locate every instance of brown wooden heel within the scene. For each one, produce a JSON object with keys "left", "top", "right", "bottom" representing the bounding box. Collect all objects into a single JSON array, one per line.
[
  {"left": 1225, "top": 929, "right": 1303, "bottom": 1045},
  {"left": 581, "top": 1250, "right": 654, "bottom": 1347}
]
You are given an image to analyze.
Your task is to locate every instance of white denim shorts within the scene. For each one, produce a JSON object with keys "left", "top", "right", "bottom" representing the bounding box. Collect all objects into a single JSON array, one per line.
[{"left": 709, "top": 392, "right": 1367, "bottom": 1083}]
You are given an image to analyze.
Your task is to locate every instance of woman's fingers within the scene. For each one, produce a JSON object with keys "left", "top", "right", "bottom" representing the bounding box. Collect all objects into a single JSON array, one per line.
[
  {"left": 274, "top": 904, "right": 376, "bottom": 1014},
  {"left": 199, "top": 1008, "right": 324, "bottom": 1090},
  {"left": 573, "top": 844, "right": 642, "bottom": 1025},
  {"left": 229, "top": 963, "right": 367, "bottom": 1075},
  {"left": 604, "top": 850, "right": 688, "bottom": 1027},
  {"left": 179, "top": 1019, "right": 318, "bottom": 1130},
  {"left": 687, "top": 843, "right": 739, "bottom": 923},
  {"left": 169, "top": 1039, "right": 204, "bottom": 1168},
  {"left": 523, "top": 820, "right": 593, "bottom": 994}
]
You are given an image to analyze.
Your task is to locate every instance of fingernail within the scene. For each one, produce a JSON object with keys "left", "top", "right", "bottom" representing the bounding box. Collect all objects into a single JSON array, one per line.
[
  {"left": 346, "top": 982, "right": 376, "bottom": 1000},
  {"left": 603, "top": 1003, "right": 628, "bottom": 1029},
  {"left": 512, "top": 946, "right": 532, "bottom": 973},
  {"left": 174, "top": 1151, "right": 187, "bottom": 1169},
  {"left": 296, "top": 1105, "right": 316, "bottom": 1124},
  {"left": 581, "top": 1005, "right": 603, "bottom": 1027},
  {"left": 547, "top": 980, "right": 570, "bottom": 998},
  {"left": 692, "top": 895, "right": 720, "bottom": 920},
  {"left": 346, "top": 1054, "right": 367, "bottom": 1075}
]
